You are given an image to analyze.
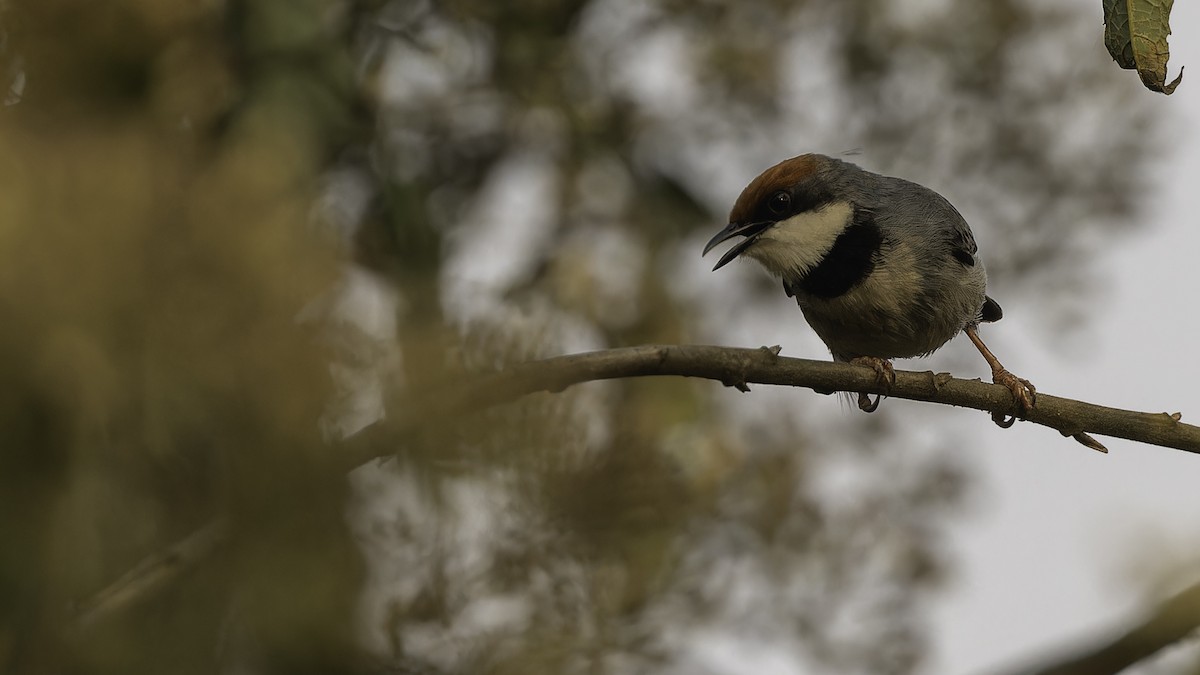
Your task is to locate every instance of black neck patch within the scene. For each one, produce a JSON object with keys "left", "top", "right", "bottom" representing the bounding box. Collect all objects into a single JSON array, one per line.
[{"left": 793, "top": 209, "right": 884, "bottom": 299}]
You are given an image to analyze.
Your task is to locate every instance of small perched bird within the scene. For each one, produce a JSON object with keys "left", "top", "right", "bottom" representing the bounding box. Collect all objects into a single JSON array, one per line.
[{"left": 703, "top": 153, "right": 1035, "bottom": 420}]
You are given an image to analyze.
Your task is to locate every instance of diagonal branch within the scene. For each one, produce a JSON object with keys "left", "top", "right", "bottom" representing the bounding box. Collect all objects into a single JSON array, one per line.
[
  {"left": 1003, "top": 577, "right": 1200, "bottom": 675},
  {"left": 70, "top": 519, "right": 229, "bottom": 632}
]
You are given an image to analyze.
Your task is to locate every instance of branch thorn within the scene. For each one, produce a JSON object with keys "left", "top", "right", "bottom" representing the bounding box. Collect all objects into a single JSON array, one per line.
[
  {"left": 1072, "top": 432, "right": 1109, "bottom": 454},
  {"left": 722, "top": 378, "right": 751, "bottom": 393}
]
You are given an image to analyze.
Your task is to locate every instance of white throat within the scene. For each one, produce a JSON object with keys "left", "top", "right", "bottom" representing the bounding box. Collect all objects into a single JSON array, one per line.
[{"left": 744, "top": 201, "right": 854, "bottom": 278}]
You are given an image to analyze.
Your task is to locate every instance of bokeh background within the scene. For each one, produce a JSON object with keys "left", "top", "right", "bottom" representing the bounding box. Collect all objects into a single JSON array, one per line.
[{"left": 0, "top": 0, "right": 1197, "bottom": 673}]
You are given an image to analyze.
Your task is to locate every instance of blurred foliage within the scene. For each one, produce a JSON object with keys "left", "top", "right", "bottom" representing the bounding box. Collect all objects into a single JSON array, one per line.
[
  {"left": 0, "top": 0, "right": 1162, "bottom": 674},
  {"left": 0, "top": 0, "right": 363, "bottom": 672}
]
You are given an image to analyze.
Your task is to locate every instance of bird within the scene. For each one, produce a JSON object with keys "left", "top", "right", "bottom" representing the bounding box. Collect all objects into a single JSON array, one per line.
[{"left": 702, "top": 153, "right": 1035, "bottom": 422}]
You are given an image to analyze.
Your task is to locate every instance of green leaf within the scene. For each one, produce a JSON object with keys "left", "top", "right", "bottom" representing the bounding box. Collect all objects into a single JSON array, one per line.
[{"left": 1103, "top": 0, "right": 1184, "bottom": 94}]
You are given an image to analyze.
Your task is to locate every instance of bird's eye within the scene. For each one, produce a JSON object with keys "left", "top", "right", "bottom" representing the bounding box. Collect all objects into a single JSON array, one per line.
[{"left": 768, "top": 191, "right": 791, "bottom": 216}]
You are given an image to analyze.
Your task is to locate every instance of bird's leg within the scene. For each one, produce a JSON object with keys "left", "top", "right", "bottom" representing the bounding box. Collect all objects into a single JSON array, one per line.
[
  {"left": 849, "top": 356, "right": 895, "bottom": 413},
  {"left": 964, "top": 325, "right": 1036, "bottom": 427}
]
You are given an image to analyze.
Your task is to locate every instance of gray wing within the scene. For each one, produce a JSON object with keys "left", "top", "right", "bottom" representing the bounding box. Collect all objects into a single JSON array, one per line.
[
  {"left": 862, "top": 173, "right": 980, "bottom": 268},
  {"left": 924, "top": 190, "right": 978, "bottom": 268}
]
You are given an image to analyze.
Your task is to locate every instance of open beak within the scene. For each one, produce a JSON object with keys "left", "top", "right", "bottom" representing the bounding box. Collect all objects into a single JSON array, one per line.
[{"left": 702, "top": 220, "right": 772, "bottom": 271}]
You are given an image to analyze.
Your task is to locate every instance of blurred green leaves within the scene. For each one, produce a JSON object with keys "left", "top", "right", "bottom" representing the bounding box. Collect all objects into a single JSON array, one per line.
[{"left": 0, "top": 1, "right": 366, "bottom": 672}]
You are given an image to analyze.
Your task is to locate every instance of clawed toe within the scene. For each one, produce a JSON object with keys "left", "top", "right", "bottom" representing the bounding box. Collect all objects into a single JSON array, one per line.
[
  {"left": 850, "top": 356, "right": 896, "bottom": 388},
  {"left": 990, "top": 411, "right": 1016, "bottom": 428},
  {"left": 858, "top": 392, "right": 881, "bottom": 413},
  {"left": 988, "top": 369, "right": 1035, "bottom": 428},
  {"left": 994, "top": 368, "right": 1036, "bottom": 415},
  {"left": 849, "top": 357, "right": 894, "bottom": 413}
]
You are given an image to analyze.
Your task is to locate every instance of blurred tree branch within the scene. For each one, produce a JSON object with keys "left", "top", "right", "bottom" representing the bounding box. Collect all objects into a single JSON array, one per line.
[
  {"left": 1008, "top": 577, "right": 1200, "bottom": 675},
  {"left": 71, "top": 520, "right": 230, "bottom": 633}
]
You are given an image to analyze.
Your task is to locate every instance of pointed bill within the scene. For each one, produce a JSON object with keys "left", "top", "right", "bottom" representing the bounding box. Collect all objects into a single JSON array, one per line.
[{"left": 702, "top": 220, "right": 772, "bottom": 270}]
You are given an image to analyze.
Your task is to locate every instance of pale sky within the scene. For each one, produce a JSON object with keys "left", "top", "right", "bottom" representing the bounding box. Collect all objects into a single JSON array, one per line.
[{"left": 929, "top": 4, "right": 1200, "bottom": 673}]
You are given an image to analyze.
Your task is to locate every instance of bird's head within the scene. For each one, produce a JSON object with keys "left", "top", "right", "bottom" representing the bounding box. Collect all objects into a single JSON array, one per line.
[{"left": 703, "top": 154, "right": 858, "bottom": 278}]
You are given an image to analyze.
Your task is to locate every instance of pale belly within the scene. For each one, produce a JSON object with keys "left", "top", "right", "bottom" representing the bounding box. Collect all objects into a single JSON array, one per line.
[{"left": 794, "top": 270, "right": 984, "bottom": 360}]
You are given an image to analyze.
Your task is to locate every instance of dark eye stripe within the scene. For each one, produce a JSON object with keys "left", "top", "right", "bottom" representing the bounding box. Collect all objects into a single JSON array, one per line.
[{"left": 758, "top": 179, "right": 836, "bottom": 222}]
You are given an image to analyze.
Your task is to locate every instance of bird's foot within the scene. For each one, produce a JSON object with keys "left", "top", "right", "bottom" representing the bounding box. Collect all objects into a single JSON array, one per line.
[
  {"left": 990, "top": 368, "right": 1037, "bottom": 428},
  {"left": 850, "top": 356, "right": 896, "bottom": 386},
  {"left": 849, "top": 356, "right": 895, "bottom": 413}
]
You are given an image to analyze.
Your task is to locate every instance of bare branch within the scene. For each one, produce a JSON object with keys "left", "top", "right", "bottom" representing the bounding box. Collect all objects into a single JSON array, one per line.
[{"left": 349, "top": 344, "right": 1200, "bottom": 465}]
